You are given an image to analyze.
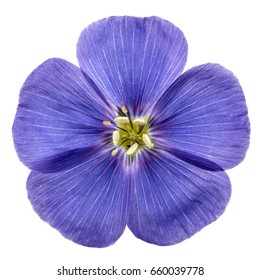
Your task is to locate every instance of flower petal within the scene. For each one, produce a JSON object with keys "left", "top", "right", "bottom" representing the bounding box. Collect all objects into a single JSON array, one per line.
[
  {"left": 77, "top": 16, "right": 187, "bottom": 116},
  {"left": 27, "top": 151, "right": 129, "bottom": 248},
  {"left": 13, "top": 58, "right": 112, "bottom": 173},
  {"left": 128, "top": 152, "right": 231, "bottom": 246},
  {"left": 152, "top": 63, "right": 250, "bottom": 170}
]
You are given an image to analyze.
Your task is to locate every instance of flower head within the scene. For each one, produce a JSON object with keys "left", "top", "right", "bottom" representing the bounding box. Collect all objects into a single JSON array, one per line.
[{"left": 13, "top": 16, "right": 250, "bottom": 247}]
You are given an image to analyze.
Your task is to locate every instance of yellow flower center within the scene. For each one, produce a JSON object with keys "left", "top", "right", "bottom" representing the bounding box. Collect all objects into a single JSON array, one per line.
[{"left": 104, "top": 106, "right": 154, "bottom": 157}]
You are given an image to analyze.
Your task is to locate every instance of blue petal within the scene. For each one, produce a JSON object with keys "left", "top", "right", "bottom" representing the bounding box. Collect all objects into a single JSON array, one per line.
[
  {"left": 127, "top": 152, "right": 231, "bottom": 246},
  {"left": 27, "top": 151, "right": 129, "bottom": 248},
  {"left": 152, "top": 63, "right": 250, "bottom": 170},
  {"left": 77, "top": 16, "right": 187, "bottom": 116},
  {"left": 13, "top": 58, "right": 112, "bottom": 173}
]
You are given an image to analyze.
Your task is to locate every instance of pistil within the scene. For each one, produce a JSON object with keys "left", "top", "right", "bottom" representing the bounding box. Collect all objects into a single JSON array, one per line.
[{"left": 104, "top": 106, "right": 154, "bottom": 157}]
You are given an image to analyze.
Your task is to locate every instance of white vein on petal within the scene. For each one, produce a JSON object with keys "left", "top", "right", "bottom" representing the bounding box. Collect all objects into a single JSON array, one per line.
[
  {"left": 163, "top": 110, "right": 243, "bottom": 127},
  {"left": 104, "top": 170, "right": 128, "bottom": 243},
  {"left": 54, "top": 61, "right": 108, "bottom": 115},
  {"left": 149, "top": 27, "right": 182, "bottom": 102},
  {"left": 155, "top": 153, "right": 224, "bottom": 205},
  {"left": 47, "top": 62, "right": 108, "bottom": 117},
  {"left": 166, "top": 92, "right": 238, "bottom": 124},
  {"left": 78, "top": 30, "right": 117, "bottom": 107},
  {"left": 119, "top": 18, "right": 131, "bottom": 104},
  {"left": 87, "top": 164, "right": 127, "bottom": 244},
  {"left": 21, "top": 105, "right": 103, "bottom": 126},
  {"left": 137, "top": 19, "right": 158, "bottom": 107},
  {"left": 154, "top": 154, "right": 226, "bottom": 220},
  {"left": 156, "top": 75, "right": 234, "bottom": 120},
  {"left": 63, "top": 157, "right": 117, "bottom": 234},
  {"left": 148, "top": 156, "right": 196, "bottom": 236},
  {"left": 156, "top": 138, "right": 243, "bottom": 159},
  {"left": 29, "top": 153, "right": 104, "bottom": 206},
  {"left": 156, "top": 35, "right": 186, "bottom": 95},
  {"left": 24, "top": 84, "right": 105, "bottom": 122},
  {"left": 135, "top": 162, "right": 166, "bottom": 243},
  {"left": 42, "top": 154, "right": 115, "bottom": 223},
  {"left": 144, "top": 24, "right": 172, "bottom": 102},
  {"left": 157, "top": 133, "right": 245, "bottom": 147},
  {"left": 136, "top": 19, "right": 151, "bottom": 107}
]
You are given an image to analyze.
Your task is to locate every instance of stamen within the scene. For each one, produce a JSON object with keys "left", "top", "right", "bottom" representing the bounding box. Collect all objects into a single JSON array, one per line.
[
  {"left": 109, "top": 111, "right": 154, "bottom": 158},
  {"left": 142, "top": 134, "right": 154, "bottom": 148},
  {"left": 103, "top": 121, "right": 111, "bottom": 126},
  {"left": 133, "top": 118, "right": 147, "bottom": 125},
  {"left": 121, "top": 106, "right": 128, "bottom": 114},
  {"left": 112, "top": 131, "right": 120, "bottom": 145},
  {"left": 114, "top": 117, "right": 129, "bottom": 124},
  {"left": 111, "top": 148, "right": 118, "bottom": 156},
  {"left": 126, "top": 143, "right": 138, "bottom": 156}
]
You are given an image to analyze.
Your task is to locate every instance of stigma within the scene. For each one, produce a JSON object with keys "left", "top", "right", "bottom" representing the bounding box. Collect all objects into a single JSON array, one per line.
[{"left": 105, "top": 106, "right": 154, "bottom": 157}]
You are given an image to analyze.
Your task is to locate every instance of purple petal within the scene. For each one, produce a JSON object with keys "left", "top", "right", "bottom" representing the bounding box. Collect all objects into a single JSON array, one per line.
[
  {"left": 128, "top": 152, "right": 231, "bottom": 245},
  {"left": 77, "top": 16, "right": 187, "bottom": 116},
  {"left": 13, "top": 58, "right": 112, "bottom": 173},
  {"left": 152, "top": 63, "right": 250, "bottom": 170},
  {"left": 27, "top": 151, "right": 129, "bottom": 248}
]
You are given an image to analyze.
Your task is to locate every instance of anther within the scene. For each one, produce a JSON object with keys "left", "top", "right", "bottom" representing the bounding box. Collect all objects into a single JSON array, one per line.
[
  {"left": 112, "top": 131, "right": 120, "bottom": 145},
  {"left": 133, "top": 118, "right": 147, "bottom": 125},
  {"left": 121, "top": 106, "right": 128, "bottom": 114},
  {"left": 142, "top": 134, "right": 154, "bottom": 148},
  {"left": 103, "top": 121, "right": 111, "bottom": 126},
  {"left": 111, "top": 148, "right": 118, "bottom": 156},
  {"left": 126, "top": 143, "right": 138, "bottom": 156},
  {"left": 114, "top": 117, "right": 129, "bottom": 124}
]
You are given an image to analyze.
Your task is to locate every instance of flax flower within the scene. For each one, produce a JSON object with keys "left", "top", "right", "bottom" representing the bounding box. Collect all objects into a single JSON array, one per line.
[{"left": 13, "top": 16, "right": 250, "bottom": 247}]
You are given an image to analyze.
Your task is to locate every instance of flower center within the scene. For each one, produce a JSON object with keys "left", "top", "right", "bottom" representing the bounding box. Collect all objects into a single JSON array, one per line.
[{"left": 104, "top": 106, "right": 154, "bottom": 157}]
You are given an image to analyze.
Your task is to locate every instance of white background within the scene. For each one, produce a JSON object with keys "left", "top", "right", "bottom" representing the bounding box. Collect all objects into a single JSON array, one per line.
[{"left": 1, "top": 0, "right": 259, "bottom": 279}]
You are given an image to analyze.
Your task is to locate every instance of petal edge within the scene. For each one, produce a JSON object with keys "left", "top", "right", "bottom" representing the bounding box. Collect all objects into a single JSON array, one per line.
[
  {"left": 152, "top": 63, "right": 250, "bottom": 170},
  {"left": 77, "top": 16, "right": 188, "bottom": 116}
]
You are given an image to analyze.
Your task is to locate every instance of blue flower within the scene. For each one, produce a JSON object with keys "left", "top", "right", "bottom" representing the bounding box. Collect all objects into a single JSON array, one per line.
[{"left": 13, "top": 16, "right": 250, "bottom": 247}]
